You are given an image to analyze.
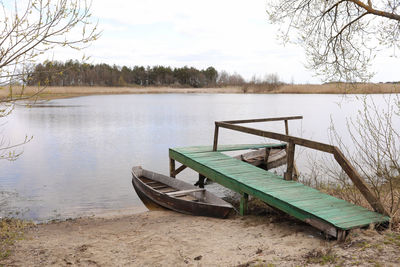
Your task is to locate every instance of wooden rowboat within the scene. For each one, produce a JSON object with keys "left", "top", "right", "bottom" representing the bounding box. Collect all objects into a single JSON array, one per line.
[
  {"left": 234, "top": 147, "right": 287, "bottom": 170},
  {"left": 131, "top": 166, "right": 234, "bottom": 218}
]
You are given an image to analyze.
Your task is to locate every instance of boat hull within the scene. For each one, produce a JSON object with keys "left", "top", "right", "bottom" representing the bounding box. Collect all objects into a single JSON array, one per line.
[{"left": 131, "top": 166, "right": 233, "bottom": 219}]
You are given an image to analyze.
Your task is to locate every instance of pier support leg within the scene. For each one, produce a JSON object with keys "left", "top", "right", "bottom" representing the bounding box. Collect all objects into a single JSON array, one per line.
[
  {"left": 195, "top": 174, "right": 206, "bottom": 188},
  {"left": 240, "top": 193, "right": 249, "bottom": 216},
  {"left": 169, "top": 158, "right": 176, "bottom": 178},
  {"left": 264, "top": 148, "right": 271, "bottom": 169},
  {"left": 337, "top": 230, "right": 347, "bottom": 242}
]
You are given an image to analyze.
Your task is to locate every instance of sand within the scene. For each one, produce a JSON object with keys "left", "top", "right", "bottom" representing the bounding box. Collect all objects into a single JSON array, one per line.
[{"left": 2, "top": 209, "right": 400, "bottom": 266}]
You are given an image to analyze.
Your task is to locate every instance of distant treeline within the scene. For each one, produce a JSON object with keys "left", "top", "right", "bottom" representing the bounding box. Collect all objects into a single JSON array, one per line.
[
  {"left": 27, "top": 60, "right": 229, "bottom": 88},
  {"left": 27, "top": 60, "right": 284, "bottom": 88}
]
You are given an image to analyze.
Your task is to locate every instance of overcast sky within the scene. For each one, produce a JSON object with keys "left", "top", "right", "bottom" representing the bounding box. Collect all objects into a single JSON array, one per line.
[{"left": 53, "top": 0, "right": 398, "bottom": 84}]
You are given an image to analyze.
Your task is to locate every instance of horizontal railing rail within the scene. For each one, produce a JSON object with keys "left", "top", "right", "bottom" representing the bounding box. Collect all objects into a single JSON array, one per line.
[{"left": 221, "top": 116, "right": 303, "bottom": 124}]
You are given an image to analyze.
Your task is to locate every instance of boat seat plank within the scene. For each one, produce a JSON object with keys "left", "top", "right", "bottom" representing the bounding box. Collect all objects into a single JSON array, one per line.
[
  {"left": 145, "top": 181, "right": 159, "bottom": 185},
  {"left": 166, "top": 188, "right": 205, "bottom": 196},
  {"left": 152, "top": 185, "right": 169, "bottom": 190}
]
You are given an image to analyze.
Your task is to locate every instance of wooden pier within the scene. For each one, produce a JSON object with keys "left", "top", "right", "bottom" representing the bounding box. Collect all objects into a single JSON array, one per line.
[{"left": 168, "top": 116, "right": 390, "bottom": 241}]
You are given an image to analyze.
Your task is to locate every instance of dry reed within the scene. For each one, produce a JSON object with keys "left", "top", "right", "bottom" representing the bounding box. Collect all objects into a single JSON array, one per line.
[{"left": 1, "top": 83, "right": 399, "bottom": 101}]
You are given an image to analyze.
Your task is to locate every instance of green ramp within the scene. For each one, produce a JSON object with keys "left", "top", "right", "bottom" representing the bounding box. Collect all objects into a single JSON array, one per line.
[{"left": 169, "top": 144, "right": 390, "bottom": 240}]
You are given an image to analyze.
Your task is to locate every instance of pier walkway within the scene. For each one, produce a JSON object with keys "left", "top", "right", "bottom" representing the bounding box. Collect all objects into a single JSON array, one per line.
[
  {"left": 169, "top": 144, "right": 389, "bottom": 240},
  {"left": 168, "top": 117, "right": 390, "bottom": 241}
]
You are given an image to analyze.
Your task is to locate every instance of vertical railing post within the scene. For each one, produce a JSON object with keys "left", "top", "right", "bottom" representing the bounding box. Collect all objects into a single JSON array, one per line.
[
  {"left": 284, "top": 119, "right": 289, "bottom": 135},
  {"left": 283, "top": 120, "right": 299, "bottom": 180},
  {"left": 284, "top": 141, "right": 295, "bottom": 180},
  {"left": 213, "top": 123, "right": 219, "bottom": 151}
]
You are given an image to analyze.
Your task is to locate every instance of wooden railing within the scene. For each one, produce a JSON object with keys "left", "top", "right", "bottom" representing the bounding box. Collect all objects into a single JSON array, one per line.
[{"left": 212, "top": 116, "right": 389, "bottom": 216}]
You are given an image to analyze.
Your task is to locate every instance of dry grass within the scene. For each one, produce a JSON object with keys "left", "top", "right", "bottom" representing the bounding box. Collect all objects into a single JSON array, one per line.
[
  {"left": 0, "top": 218, "right": 34, "bottom": 261},
  {"left": 258, "top": 83, "right": 400, "bottom": 94},
  {"left": 1, "top": 83, "right": 400, "bottom": 100},
  {"left": 0, "top": 86, "right": 243, "bottom": 100}
]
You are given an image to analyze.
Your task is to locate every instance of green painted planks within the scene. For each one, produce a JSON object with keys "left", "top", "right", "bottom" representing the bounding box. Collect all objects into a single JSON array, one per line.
[
  {"left": 313, "top": 205, "right": 379, "bottom": 218},
  {"left": 169, "top": 145, "right": 390, "bottom": 231},
  {"left": 326, "top": 212, "right": 387, "bottom": 224},
  {"left": 336, "top": 216, "right": 389, "bottom": 229}
]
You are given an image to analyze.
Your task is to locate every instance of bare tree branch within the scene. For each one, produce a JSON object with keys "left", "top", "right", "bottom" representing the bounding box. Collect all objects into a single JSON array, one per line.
[
  {"left": 0, "top": 0, "right": 100, "bottom": 161},
  {"left": 267, "top": 0, "right": 400, "bottom": 81}
]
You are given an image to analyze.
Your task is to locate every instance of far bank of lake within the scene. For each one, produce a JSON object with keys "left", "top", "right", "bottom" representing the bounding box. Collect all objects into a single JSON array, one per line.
[{"left": 1, "top": 83, "right": 400, "bottom": 101}]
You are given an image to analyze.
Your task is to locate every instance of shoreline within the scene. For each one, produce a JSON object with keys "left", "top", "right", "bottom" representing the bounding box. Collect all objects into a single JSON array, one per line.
[
  {"left": 1, "top": 83, "right": 400, "bottom": 101},
  {"left": 2, "top": 209, "right": 400, "bottom": 266}
]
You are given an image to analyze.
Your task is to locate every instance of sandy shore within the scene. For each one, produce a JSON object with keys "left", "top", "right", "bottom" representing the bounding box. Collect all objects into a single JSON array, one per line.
[{"left": 2, "top": 209, "right": 399, "bottom": 266}]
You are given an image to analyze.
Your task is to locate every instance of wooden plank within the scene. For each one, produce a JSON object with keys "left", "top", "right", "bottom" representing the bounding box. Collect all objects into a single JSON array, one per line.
[
  {"left": 333, "top": 147, "right": 389, "bottom": 216},
  {"left": 292, "top": 162, "right": 299, "bottom": 181},
  {"left": 195, "top": 174, "right": 206, "bottom": 188},
  {"left": 284, "top": 120, "right": 289, "bottom": 135},
  {"left": 282, "top": 120, "right": 299, "bottom": 181},
  {"left": 265, "top": 148, "right": 270, "bottom": 165},
  {"left": 153, "top": 185, "right": 169, "bottom": 190},
  {"left": 166, "top": 188, "right": 205, "bottom": 196},
  {"left": 222, "top": 116, "right": 303, "bottom": 124},
  {"left": 255, "top": 184, "right": 305, "bottom": 193},
  {"left": 284, "top": 141, "right": 295, "bottom": 180},
  {"left": 213, "top": 124, "right": 219, "bottom": 151},
  {"left": 336, "top": 217, "right": 386, "bottom": 229},
  {"left": 172, "top": 164, "right": 187, "bottom": 177},
  {"left": 313, "top": 205, "right": 383, "bottom": 219},
  {"left": 144, "top": 181, "right": 159, "bottom": 185},
  {"left": 215, "top": 122, "right": 336, "bottom": 153},
  {"left": 240, "top": 193, "right": 249, "bottom": 216},
  {"left": 169, "top": 157, "right": 176, "bottom": 178},
  {"left": 248, "top": 186, "right": 322, "bottom": 223},
  {"left": 305, "top": 218, "right": 337, "bottom": 237},
  {"left": 337, "top": 230, "right": 347, "bottom": 242},
  {"left": 181, "top": 143, "right": 286, "bottom": 154},
  {"left": 292, "top": 197, "right": 350, "bottom": 210},
  {"left": 328, "top": 212, "right": 388, "bottom": 225}
]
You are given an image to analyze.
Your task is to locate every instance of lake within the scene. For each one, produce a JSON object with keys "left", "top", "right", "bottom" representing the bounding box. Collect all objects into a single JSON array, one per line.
[{"left": 0, "top": 93, "right": 394, "bottom": 221}]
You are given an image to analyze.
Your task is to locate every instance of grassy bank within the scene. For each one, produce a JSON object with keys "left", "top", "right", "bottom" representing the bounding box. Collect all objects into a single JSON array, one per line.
[
  {"left": 0, "top": 86, "right": 244, "bottom": 100},
  {"left": 1, "top": 83, "right": 400, "bottom": 101},
  {"left": 0, "top": 218, "right": 33, "bottom": 261},
  {"left": 246, "top": 82, "right": 400, "bottom": 94}
]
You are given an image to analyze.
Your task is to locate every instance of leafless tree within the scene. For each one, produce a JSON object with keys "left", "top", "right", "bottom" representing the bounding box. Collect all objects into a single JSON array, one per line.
[
  {"left": 267, "top": 0, "right": 400, "bottom": 82},
  {"left": 264, "top": 73, "right": 280, "bottom": 85},
  {"left": 0, "top": 0, "right": 100, "bottom": 160}
]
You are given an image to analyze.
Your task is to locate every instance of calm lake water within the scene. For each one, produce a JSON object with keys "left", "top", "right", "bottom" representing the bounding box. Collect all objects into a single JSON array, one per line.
[{"left": 0, "top": 94, "right": 395, "bottom": 221}]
